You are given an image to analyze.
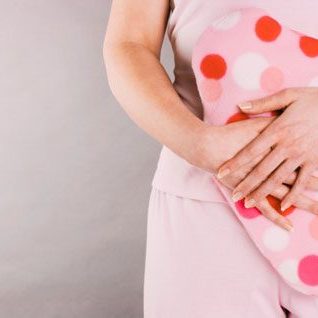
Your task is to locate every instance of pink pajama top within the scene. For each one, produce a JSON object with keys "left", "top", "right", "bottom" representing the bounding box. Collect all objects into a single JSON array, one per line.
[{"left": 151, "top": 0, "right": 318, "bottom": 202}]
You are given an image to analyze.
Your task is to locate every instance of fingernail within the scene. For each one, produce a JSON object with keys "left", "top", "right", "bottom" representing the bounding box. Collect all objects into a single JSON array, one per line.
[
  {"left": 217, "top": 168, "right": 230, "bottom": 179},
  {"left": 232, "top": 192, "right": 243, "bottom": 202},
  {"left": 284, "top": 222, "right": 294, "bottom": 232},
  {"left": 278, "top": 217, "right": 294, "bottom": 232},
  {"left": 238, "top": 102, "right": 252, "bottom": 110},
  {"left": 281, "top": 202, "right": 290, "bottom": 211},
  {"left": 244, "top": 198, "right": 256, "bottom": 208}
]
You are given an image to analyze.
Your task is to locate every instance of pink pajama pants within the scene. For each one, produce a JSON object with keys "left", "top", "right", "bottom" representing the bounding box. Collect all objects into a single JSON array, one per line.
[{"left": 143, "top": 187, "right": 318, "bottom": 318}]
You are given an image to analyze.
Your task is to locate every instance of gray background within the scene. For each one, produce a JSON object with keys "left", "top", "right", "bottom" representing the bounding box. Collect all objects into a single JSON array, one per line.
[{"left": 0, "top": 1, "right": 173, "bottom": 317}]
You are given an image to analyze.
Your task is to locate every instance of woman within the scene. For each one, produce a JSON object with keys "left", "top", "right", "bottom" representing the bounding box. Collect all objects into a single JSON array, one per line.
[{"left": 104, "top": 0, "right": 318, "bottom": 316}]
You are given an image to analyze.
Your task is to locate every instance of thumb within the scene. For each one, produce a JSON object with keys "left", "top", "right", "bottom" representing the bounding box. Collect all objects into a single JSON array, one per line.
[
  {"left": 237, "top": 88, "right": 298, "bottom": 114},
  {"left": 249, "top": 116, "right": 277, "bottom": 132},
  {"left": 236, "top": 116, "right": 277, "bottom": 135}
]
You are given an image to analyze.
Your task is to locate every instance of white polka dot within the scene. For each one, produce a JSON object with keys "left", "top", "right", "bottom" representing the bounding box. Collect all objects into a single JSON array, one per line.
[
  {"left": 262, "top": 226, "right": 290, "bottom": 252},
  {"left": 278, "top": 259, "right": 301, "bottom": 285},
  {"left": 212, "top": 11, "right": 241, "bottom": 30},
  {"left": 308, "top": 76, "right": 318, "bottom": 87},
  {"left": 232, "top": 52, "right": 269, "bottom": 90}
]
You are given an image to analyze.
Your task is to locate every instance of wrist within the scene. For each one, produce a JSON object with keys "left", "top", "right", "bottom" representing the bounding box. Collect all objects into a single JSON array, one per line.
[{"left": 186, "top": 123, "right": 220, "bottom": 174}]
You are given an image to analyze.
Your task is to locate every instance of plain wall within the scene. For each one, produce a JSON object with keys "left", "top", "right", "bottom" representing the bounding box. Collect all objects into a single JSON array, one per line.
[{"left": 0, "top": 1, "right": 174, "bottom": 317}]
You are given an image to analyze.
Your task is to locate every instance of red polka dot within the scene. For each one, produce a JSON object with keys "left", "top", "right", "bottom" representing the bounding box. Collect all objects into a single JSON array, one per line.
[
  {"left": 226, "top": 112, "right": 249, "bottom": 124},
  {"left": 200, "top": 54, "right": 227, "bottom": 79},
  {"left": 226, "top": 111, "right": 279, "bottom": 124},
  {"left": 298, "top": 255, "right": 318, "bottom": 286},
  {"left": 235, "top": 199, "right": 261, "bottom": 219},
  {"left": 299, "top": 36, "right": 318, "bottom": 57},
  {"left": 267, "top": 195, "right": 295, "bottom": 216},
  {"left": 255, "top": 16, "right": 281, "bottom": 42}
]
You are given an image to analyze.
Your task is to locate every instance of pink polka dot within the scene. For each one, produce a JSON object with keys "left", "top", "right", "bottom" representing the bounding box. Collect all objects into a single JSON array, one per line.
[
  {"left": 260, "top": 66, "right": 284, "bottom": 93},
  {"left": 309, "top": 217, "right": 318, "bottom": 240},
  {"left": 235, "top": 199, "right": 261, "bottom": 219},
  {"left": 298, "top": 255, "right": 318, "bottom": 286},
  {"left": 200, "top": 79, "right": 222, "bottom": 102}
]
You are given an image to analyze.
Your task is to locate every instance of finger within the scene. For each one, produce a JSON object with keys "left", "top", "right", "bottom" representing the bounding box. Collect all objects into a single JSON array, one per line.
[
  {"left": 283, "top": 171, "right": 298, "bottom": 185},
  {"left": 228, "top": 116, "right": 277, "bottom": 131},
  {"left": 228, "top": 148, "right": 272, "bottom": 188},
  {"left": 237, "top": 88, "right": 299, "bottom": 113},
  {"left": 283, "top": 171, "right": 318, "bottom": 191},
  {"left": 231, "top": 146, "right": 286, "bottom": 202},
  {"left": 244, "top": 158, "right": 302, "bottom": 208},
  {"left": 306, "top": 176, "right": 318, "bottom": 191},
  {"left": 269, "top": 183, "right": 290, "bottom": 199},
  {"left": 256, "top": 199, "right": 293, "bottom": 232},
  {"left": 293, "top": 194, "right": 318, "bottom": 215},
  {"left": 269, "top": 183, "right": 318, "bottom": 215},
  {"left": 217, "top": 129, "right": 276, "bottom": 180},
  {"left": 280, "top": 163, "right": 316, "bottom": 210}
]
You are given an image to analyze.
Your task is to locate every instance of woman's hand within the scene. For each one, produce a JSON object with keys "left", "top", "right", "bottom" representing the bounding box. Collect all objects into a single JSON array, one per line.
[
  {"left": 216, "top": 87, "right": 318, "bottom": 212},
  {"left": 193, "top": 115, "right": 318, "bottom": 231}
]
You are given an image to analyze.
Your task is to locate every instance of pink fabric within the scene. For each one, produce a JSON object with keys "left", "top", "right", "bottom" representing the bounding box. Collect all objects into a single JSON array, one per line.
[
  {"left": 191, "top": 6, "right": 318, "bottom": 296},
  {"left": 144, "top": 187, "right": 318, "bottom": 317},
  {"left": 152, "top": 0, "right": 318, "bottom": 203}
]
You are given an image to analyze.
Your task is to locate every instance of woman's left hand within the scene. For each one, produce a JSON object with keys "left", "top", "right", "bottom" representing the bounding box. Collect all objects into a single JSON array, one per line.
[{"left": 216, "top": 87, "right": 318, "bottom": 211}]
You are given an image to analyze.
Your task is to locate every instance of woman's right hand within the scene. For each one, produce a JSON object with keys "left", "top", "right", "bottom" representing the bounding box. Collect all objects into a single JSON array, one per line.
[{"left": 191, "top": 116, "right": 318, "bottom": 231}]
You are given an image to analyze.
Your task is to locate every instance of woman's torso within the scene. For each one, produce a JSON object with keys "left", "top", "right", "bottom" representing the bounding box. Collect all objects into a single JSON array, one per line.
[{"left": 151, "top": 0, "right": 318, "bottom": 202}]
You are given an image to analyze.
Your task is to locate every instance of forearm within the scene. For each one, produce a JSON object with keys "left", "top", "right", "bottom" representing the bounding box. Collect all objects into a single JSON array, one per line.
[{"left": 103, "top": 41, "right": 209, "bottom": 165}]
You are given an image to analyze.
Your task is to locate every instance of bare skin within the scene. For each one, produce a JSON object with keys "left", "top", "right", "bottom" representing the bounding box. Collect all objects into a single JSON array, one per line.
[
  {"left": 104, "top": 0, "right": 318, "bottom": 231},
  {"left": 218, "top": 88, "right": 318, "bottom": 213}
]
